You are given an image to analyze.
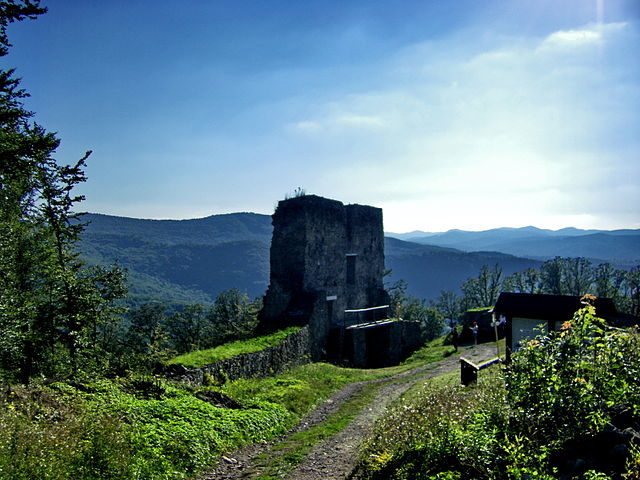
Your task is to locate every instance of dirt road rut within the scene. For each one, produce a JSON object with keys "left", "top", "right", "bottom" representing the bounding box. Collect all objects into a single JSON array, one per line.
[{"left": 202, "top": 343, "right": 497, "bottom": 480}]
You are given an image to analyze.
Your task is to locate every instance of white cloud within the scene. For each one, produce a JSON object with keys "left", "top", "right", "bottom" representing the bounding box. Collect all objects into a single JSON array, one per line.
[
  {"left": 542, "top": 28, "right": 602, "bottom": 48},
  {"left": 290, "top": 120, "right": 322, "bottom": 132},
  {"left": 537, "top": 22, "right": 627, "bottom": 52},
  {"left": 267, "top": 21, "right": 639, "bottom": 231},
  {"left": 334, "top": 114, "right": 385, "bottom": 128}
]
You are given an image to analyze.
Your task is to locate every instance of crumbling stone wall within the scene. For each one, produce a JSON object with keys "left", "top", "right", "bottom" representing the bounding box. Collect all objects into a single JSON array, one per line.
[
  {"left": 259, "top": 195, "right": 389, "bottom": 360},
  {"left": 168, "top": 326, "right": 310, "bottom": 386},
  {"left": 341, "top": 320, "right": 422, "bottom": 368}
]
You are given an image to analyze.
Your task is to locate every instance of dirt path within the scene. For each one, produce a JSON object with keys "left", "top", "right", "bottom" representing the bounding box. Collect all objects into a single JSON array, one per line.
[{"left": 201, "top": 343, "right": 497, "bottom": 480}]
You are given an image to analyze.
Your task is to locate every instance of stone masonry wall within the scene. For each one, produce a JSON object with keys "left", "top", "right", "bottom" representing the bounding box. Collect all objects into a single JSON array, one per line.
[
  {"left": 168, "top": 326, "right": 310, "bottom": 386},
  {"left": 258, "top": 195, "right": 389, "bottom": 361}
]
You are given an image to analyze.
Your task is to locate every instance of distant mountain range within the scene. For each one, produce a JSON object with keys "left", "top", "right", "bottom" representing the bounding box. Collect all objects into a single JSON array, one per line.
[
  {"left": 387, "top": 226, "right": 640, "bottom": 267},
  {"left": 78, "top": 213, "right": 639, "bottom": 307}
]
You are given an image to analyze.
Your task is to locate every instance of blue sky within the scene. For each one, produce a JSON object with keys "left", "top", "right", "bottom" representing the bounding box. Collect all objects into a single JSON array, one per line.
[{"left": 4, "top": 0, "right": 640, "bottom": 232}]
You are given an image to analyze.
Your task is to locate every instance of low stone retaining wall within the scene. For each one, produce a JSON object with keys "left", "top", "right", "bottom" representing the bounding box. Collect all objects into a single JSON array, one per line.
[{"left": 168, "top": 326, "right": 311, "bottom": 386}]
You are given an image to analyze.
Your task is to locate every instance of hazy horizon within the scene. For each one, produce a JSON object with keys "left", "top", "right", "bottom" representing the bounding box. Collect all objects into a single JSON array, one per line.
[{"left": 83, "top": 209, "right": 638, "bottom": 236}]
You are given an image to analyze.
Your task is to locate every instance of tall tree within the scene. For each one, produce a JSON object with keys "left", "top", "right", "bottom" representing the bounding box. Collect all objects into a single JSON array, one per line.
[
  {"left": 432, "top": 290, "right": 462, "bottom": 327},
  {"left": 626, "top": 266, "right": 640, "bottom": 318},
  {"left": 503, "top": 268, "right": 542, "bottom": 294},
  {"left": 0, "top": 1, "right": 125, "bottom": 382},
  {"left": 208, "top": 289, "right": 260, "bottom": 344},
  {"left": 461, "top": 264, "right": 503, "bottom": 309},
  {"left": 594, "top": 263, "right": 625, "bottom": 302},
  {"left": 127, "top": 303, "right": 168, "bottom": 355},
  {"left": 540, "top": 257, "right": 567, "bottom": 295},
  {"left": 388, "top": 279, "right": 444, "bottom": 340},
  {"left": 563, "top": 257, "right": 593, "bottom": 296},
  {"left": 166, "top": 303, "right": 212, "bottom": 353}
]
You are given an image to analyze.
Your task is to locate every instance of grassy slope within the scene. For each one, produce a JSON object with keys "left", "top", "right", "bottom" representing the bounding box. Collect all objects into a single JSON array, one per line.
[
  {"left": 0, "top": 337, "right": 457, "bottom": 480},
  {"left": 167, "top": 327, "right": 301, "bottom": 368}
]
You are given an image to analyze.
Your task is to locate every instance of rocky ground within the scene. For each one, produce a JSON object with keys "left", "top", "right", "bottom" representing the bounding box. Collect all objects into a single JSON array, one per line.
[{"left": 200, "top": 343, "right": 497, "bottom": 480}]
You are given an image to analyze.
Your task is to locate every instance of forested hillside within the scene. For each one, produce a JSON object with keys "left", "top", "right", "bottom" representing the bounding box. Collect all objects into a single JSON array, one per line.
[
  {"left": 78, "top": 213, "right": 543, "bottom": 305},
  {"left": 384, "top": 238, "right": 541, "bottom": 299},
  {"left": 82, "top": 212, "right": 272, "bottom": 245}
]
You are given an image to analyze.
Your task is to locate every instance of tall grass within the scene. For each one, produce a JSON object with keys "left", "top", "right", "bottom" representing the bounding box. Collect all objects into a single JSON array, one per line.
[{"left": 356, "top": 367, "right": 507, "bottom": 480}]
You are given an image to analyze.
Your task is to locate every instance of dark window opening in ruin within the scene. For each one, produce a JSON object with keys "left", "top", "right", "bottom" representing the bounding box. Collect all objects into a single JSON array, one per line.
[
  {"left": 326, "top": 295, "right": 336, "bottom": 324},
  {"left": 346, "top": 254, "right": 357, "bottom": 285}
]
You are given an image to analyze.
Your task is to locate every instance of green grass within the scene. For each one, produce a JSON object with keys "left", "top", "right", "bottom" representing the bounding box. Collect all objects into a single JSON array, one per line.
[
  {"left": 402, "top": 336, "right": 456, "bottom": 364},
  {"left": 0, "top": 335, "right": 461, "bottom": 480},
  {"left": 167, "top": 326, "right": 301, "bottom": 368},
  {"left": 233, "top": 338, "right": 475, "bottom": 479},
  {"left": 250, "top": 383, "right": 381, "bottom": 480},
  {"left": 466, "top": 306, "right": 492, "bottom": 312},
  {"left": 0, "top": 377, "right": 292, "bottom": 480},
  {"left": 217, "top": 337, "right": 457, "bottom": 418},
  {"left": 205, "top": 337, "right": 461, "bottom": 477}
]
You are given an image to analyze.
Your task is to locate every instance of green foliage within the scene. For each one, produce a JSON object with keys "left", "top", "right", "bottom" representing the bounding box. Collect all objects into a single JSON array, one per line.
[
  {"left": 388, "top": 279, "right": 444, "bottom": 341},
  {"left": 511, "top": 257, "right": 640, "bottom": 316},
  {"left": 357, "top": 369, "right": 507, "bottom": 480},
  {"left": 505, "top": 302, "right": 640, "bottom": 446},
  {"left": 357, "top": 306, "right": 640, "bottom": 479},
  {"left": 460, "top": 264, "right": 503, "bottom": 310},
  {"left": 168, "top": 326, "right": 301, "bottom": 368},
  {"left": 453, "top": 258, "right": 640, "bottom": 317},
  {"left": 0, "top": 377, "right": 291, "bottom": 480},
  {"left": 0, "top": 335, "right": 463, "bottom": 480},
  {"left": 97, "top": 289, "right": 264, "bottom": 375},
  {"left": 431, "top": 290, "right": 463, "bottom": 327},
  {"left": 0, "top": 386, "right": 135, "bottom": 480},
  {"left": 0, "top": 1, "right": 126, "bottom": 383}
]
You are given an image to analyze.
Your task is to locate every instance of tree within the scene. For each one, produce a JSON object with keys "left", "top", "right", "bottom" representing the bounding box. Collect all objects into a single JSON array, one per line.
[
  {"left": 208, "top": 289, "right": 260, "bottom": 344},
  {"left": 432, "top": 290, "right": 462, "bottom": 327},
  {"left": 563, "top": 257, "right": 593, "bottom": 296},
  {"left": 387, "top": 279, "right": 444, "bottom": 340},
  {"left": 461, "top": 264, "right": 503, "bottom": 309},
  {"left": 127, "top": 303, "right": 169, "bottom": 355},
  {"left": 594, "top": 263, "right": 625, "bottom": 302},
  {"left": 387, "top": 279, "right": 410, "bottom": 319},
  {"left": 0, "top": 1, "right": 125, "bottom": 382},
  {"left": 503, "top": 268, "right": 541, "bottom": 294},
  {"left": 626, "top": 266, "right": 640, "bottom": 318},
  {"left": 166, "top": 303, "right": 212, "bottom": 353}
]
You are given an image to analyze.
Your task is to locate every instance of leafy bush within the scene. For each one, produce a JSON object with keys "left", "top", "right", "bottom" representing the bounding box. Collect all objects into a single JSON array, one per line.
[
  {"left": 505, "top": 302, "right": 640, "bottom": 447},
  {"left": 357, "top": 302, "right": 640, "bottom": 479}
]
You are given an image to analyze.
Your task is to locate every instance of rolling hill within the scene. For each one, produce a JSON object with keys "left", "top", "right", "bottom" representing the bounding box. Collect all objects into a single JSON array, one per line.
[{"left": 78, "top": 213, "right": 635, "bottom": 307}]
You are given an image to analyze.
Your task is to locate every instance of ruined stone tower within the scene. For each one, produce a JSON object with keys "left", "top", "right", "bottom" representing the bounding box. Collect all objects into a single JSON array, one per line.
[{"left": 259, "top": 195, "right": 402, "bottom": 362}]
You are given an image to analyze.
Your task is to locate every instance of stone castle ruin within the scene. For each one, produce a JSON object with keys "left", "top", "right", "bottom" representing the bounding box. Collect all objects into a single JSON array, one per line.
[{"left": 259, "top": 195, "right": 421, "bottom": 368}]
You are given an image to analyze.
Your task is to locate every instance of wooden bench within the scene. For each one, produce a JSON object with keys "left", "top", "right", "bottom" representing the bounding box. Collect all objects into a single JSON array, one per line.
[{"left": 460, "top": 357, "right": 502, "bottom": 386}]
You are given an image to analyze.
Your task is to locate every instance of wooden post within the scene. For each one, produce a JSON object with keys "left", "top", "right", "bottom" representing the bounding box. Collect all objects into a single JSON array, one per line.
[{"left": 460, "top": 358, "right": 478, "bottom": 386}]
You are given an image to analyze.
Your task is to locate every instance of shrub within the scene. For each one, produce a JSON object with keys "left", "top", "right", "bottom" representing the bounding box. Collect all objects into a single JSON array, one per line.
[
  {"left": 357, "top": 302, "right": 640, "bottom": 479},
  {"left": 505, "top": 303, "right": 640, "bottom": 447},
  {"left": 356, "top": 370, "right": 508, "bottom": 479}
]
